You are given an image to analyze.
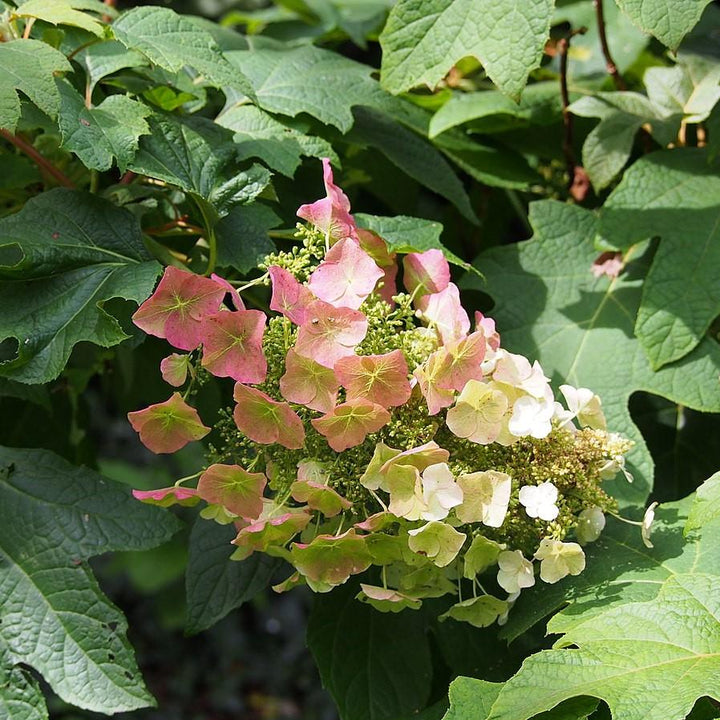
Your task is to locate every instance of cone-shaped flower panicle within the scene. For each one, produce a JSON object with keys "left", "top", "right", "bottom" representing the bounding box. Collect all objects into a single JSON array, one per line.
[
  {"left": 296, "top": 158, "right": 358, "bottom": 243},
  {"left": 128, "top": 392, "right": 210, "bottom": 453},
  {"left": 518, "top": 481, "right": 559, "bottom": 521},
  {"left": 407, "top": 521, "right": 466, "bottom": 567},
  {"left": 403, "top": 249, "right": 450, "bottom": 296},
  {"left": 160, "top": 353, "right": 190, "bottom": 387},
  {"left": 334, "top": 350, "right": 411, "bottom": 408},
  {"left": 268, "top": 265, "right": 314, "bottom": 325},
  {"left": 295, "top": 299, "right": 368, "bottom": 368},
  {"left": 197, "top": 463, "right": 267, "bottom": 520},
  {"left": 291, "top": 529, "right": 372, "bottom": 588},
  {"left": 559, "top": 384, "right": 607, "bottom": 430},
  {"left": 417, "top": 283, "right": 470, "bottom": 345},
  {"left": 279, "top": 348, "right": 339, "bottom": 413},
  {"left": 232, "top": 502, "right": 311, "bottom": 561},
  {"left": 420, "top": 462, "right": 464, "bottom": 521},
  {"left": 233, "top": 383, "right": 305, "bottom": 449},
  {"left": 290, "top": 477, "right": 352, "bottom": 517},
  {"left": 308, "top": 237, "right": 384, "bottom": 310},
  {"left": 200, "top": 309, "right": 267, "bottom": 383},
  {"left": 497, "top": 549, "right": 535, "bottom": 593},
  {"left": 132, "top": 486, "right": 200, "bottom": 507},
  {"left": 446, "top": 379, "right": 509, "bottom": 444},
  {"left": 311, "top": 399, "right": 391, "bottom": 452},
  {"left": 132, "top": 266, "right": 226, "bottom": 350},
  {"left": 534, "top": 539, "right": 586, "bottom": 583},
  {"left": 455, "top": 470, "right": 512, "bottom": 527}
]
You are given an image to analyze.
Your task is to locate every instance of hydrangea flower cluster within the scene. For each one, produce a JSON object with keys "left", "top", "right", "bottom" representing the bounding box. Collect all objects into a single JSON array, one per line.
[{"left": 130, "top": 159, "right": 634, "bottom": 627}]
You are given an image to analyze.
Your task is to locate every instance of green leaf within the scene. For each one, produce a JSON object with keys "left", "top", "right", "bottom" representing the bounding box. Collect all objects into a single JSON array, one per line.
[
  {"left": 348, "top": 106, "right": 477, "bottom": 222},
  {"left": 686, "top": 472, "right": 720, "bottom": 534},
  {"left": 185, "top": 518, "right": 282, "bottom": 635},
  {"left": 467, "top": 200, "right": 720, "bottom": 504},
  {"left": 429, "top": 82, "right": 563, "bottom": 138},
  {"left": 444, "top": 678, "right": 598, "bottom": 720},
  {"left": 379, "top": 0, "right": 554, "bottom": 99},
  {"left": 355, "top": 212, "right": 474, "bottom": 273},
  {"left": 225, "top": 44, "right": 390, "bottom": 132},
  {"left": 0, "top": 189, "right": 161, "bottom": 383},
  {"left": 0, "top": 641, "right": 47, "bottom": 720},
  {"left": 216, "top": 103, "right": 338, "bottom": 177},
  {"left": 216, "top": 203, "right": 280, "bottom": 274},
  {"left": 112, "top": 5, "right": 255, "bottom": 99},
  {"left": 74, "top": 40, "right": 148, "bottom": 96},
  {"left": 0, "top": 39, "right": 71, "bottom": 132},
  {"left": 13, "top": 0, "right": 109, "bottom": 36},
  {"left": 599, "top": 149, "right": 720, "bottom": 369},
  {"left": 307, "top": 582, "right": 433, "bottom": 720},
  {"left": 615, "top": 0, "right": 714, "bottom": 50},
  {"left": 128, "top": 113, "right": 270, "bottom": 208},
  {"left": 502, "top": 495, "right": 720, "bottom": 642},
  {"left": 484, "top": 573, "right": 720, "bottom": 720},
  {"left": 0, "top": 446, "right": 180, "bottom": 714},
  {"left": 56, "top": 80, "right": 150, "bottom": 171}
]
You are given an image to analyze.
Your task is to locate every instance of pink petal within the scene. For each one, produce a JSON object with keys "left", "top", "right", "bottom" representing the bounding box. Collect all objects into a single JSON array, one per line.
[
  {"left": 591, "top": 251, "right": 624, "bottom": 279},
  {"left": 311, "top": 399, "right": 391, "bottom": 452},
  {"left": 132, "top": 266, "right": 226, "bottom": 351},
  {"left": 132, "top": 486, "right": 199, "bottom": 507},
  {"left": 233, "top": 383, "right": 306, "bottom": 449},
  {"left": 297, "top": 158, "right": 358, "bottom": 243},
  {"left": 210, "top": 273, "right": 245, "bottom": 310},
  {"left": 160, "top": 353, "right": 189, "bottom": 387},
  {"left": 127, "top": 392, "right": 210, "bottom": 453},
  {"left": 413, "top": 351, "right": 456, "bottom": 415},
  {"left": 200, "top": 309, "right": 267, "bottom": 383},
  {"left": 474, "top": 311, "right": 501, "bottom": 351},
  {"left": 279, "top": 348, "right": 339, "bottom": 413},
  {"left": 334, "top": 350, "right": 411, "bottom": 408},
  {"left": 308, "top": 237, "right": 383, "bottom": 310},
  {"left": 435, "top": 331, "right": 486, "bottom": 392},
  {"left": 295, "top": 299, "right": 368, "bottom": 369},
  {"left": 197, "top": 463, "right": 267, "bottom": 520},
  {"left": 417, "top": 283, "right": 470, "bottom": 345},
  {"left": 268, "top": 265, "right": 315, "bottom": 325},
  {"left": 403, "top": 249, "right": 450, "bottom": 295}
]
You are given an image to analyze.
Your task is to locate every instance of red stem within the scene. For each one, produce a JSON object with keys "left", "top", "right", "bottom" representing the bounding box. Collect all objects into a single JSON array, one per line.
[{"left": 0, "top": 129, "right": 75, "bottom": 188}]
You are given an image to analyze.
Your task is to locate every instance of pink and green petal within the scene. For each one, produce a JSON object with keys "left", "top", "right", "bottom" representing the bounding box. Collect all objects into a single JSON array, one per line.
[
  {"left": 128, "top": 392, "right": 210, "bottom": 453},
  {"left": 380, "top": 441, "right": 450, "bottom": 475},
  {"left": 436, "top": 331, "right": 487, "bottom": 392},
  {"left": 417, "top": 283, "right": 470, "bottom": 345},
  {"left": 160, "top": 353, "right": 190, "bottom": 387},
  {"left": 132, "top": 486, "right": 200, "bottom": 507},
  {"left": 354, "top": 511, "right": 397, "bottom": 532},
  {"left": 439, "top": 596, "right": 508, "bottom": 628},
  {"left": 357, "top": 229, "right": 396, "bottom": 268},
  {"left": 200, "top": 309, "right": 267, "bottom": 383},
  {"left": 403, "top": 249, "right": 450, "bottom": 296},
  {"left": 359, "top": 442, "right": 401, "bottom": 491},
  {"left": 474, "top": 311, "right": 501, "bottom": 351},
  {"left": 132, "top": 266, "right": 226, "bottom": 350},
  {"left": 295, "top": 300, "right": 368, "bottom": 369},
  {"left": 232, "top": 507, "right": 312, "bottom": 560},
  {"left": 233, "top": 383, "right": 306, "bottom": 449},
  {"left": 210, "top": 273, "right": 245, "bottom": 310},
  {"left": 407, "top": 521, "right": 467, "bottom": 567},
  {"left": 307, "top": 237, "right": 383, "bottom": 310},
  {"left": 290, "top": 479, "right": 352, "bottom": 517},
  {"left": 197, "top": 463, "right": 267, "bottom": 520},
  {"left": 290, "top": 529, "right": 372, "bottom": 586},
  {"left": 334, "top": 350, "right": 411, "bottom": 408},
  {"left": 279, "top": 348, "right": 339, "bottom": 413},
  {"left": 297, "top": 158, "right": 358, "bottom": 244},
  {"left": 413, "top": 351, "right": 456, "bottom": 416},
  {"left": 357, "top": 584, "right": 422, "bottom": 612},
  {"left": 268, "top": 265, "right": 314, "bottom": 325},
  {"left": 311, "top": 399, "right": 390, "bottom": 451}
]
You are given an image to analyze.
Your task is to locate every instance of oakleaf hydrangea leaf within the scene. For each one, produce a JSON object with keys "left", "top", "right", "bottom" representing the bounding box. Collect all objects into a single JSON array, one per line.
[
  {"left": 197, "top": 463, "right": 267, "bottom": 520},
  {"left": 615, "top": 0, "right": 713, "bottom": 50},
  {"left": 127, "top": 393, "right": 210, "bottom": 454},
  {"left": 379, "top": 0, "right": 554, "bottom": 99},
  {"left": 13, "top": 0, "right": 110, "bottom": 36},
  {"left": 56, "top": 81, "right": 151, "bottom": 172},
  {"left": 0, "top": 40, "right": 71, "bottom": 132},
  {"left": 599, "top": 148, "right": 720, "bottom": 370},
  {"left": 74, "top": 40, "right": 148, "bottom": 97},
  {"left": 685, "top": 471, "right": 720, "bottom": 534},
  {"left": 0, "top": 189, "right": 161, "bottom": 384},
  {"left": 112, "top": 5, "right": 255, "bottom": 99},
  {"left": 482, "top": 573, "right": 720, "bottom": 720},
  {"left": 0, "top": 446, "right": 180, "bottom": 715},
  {"left": 467, "top": 200, "right": 720, "bottom": 504}
]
